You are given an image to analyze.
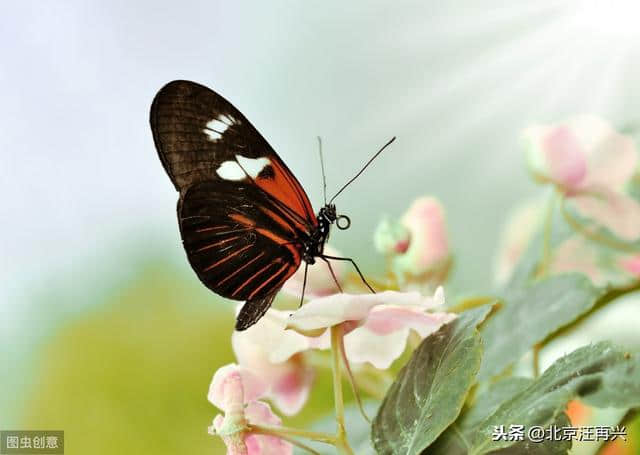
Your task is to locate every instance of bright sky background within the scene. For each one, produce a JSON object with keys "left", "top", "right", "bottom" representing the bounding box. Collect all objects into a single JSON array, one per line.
[{"left": 3, "top": 0, "right": 640, "bottom": 330}]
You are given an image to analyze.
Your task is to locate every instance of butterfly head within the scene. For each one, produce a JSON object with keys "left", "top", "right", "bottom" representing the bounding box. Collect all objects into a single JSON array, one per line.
[{"left": 319, "top": 204, "right": 351, "bottom": 231}]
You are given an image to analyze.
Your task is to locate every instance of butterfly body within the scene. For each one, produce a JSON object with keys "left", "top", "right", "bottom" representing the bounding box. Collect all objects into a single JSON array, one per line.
[
  {"left": 302, "top": 204, "right": 335, "bottom": 264},
  {"left": 151, "top": 80, "right": 343, "bottom": 330}
]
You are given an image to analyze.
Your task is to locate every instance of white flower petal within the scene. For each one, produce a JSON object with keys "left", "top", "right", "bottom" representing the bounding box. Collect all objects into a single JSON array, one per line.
[
  {"left": 345, "top": 326, "right": 410, "bottom": 369},
  {"left": 287, "top": 291, "right": 428, "bottom": 331}
]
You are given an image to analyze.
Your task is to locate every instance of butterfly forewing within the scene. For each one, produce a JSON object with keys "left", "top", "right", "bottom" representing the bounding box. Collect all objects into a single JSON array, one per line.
[
  {"left": 150, "top": 80, "right": 317, "bottom": 225},
  {"left": 150, "top": 80, "right": 318, "bottom": 330}
]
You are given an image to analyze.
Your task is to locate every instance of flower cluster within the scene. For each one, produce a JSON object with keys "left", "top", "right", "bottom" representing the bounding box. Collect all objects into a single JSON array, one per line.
[
  {"left": 205, "top": 113, "right": 640, "bottom": 454},
  {"left": 496, "top": 115, "right": 640, "bottom": 286},
  {"left": 208, "top": 255, "right": 455, "bottom": 453}
]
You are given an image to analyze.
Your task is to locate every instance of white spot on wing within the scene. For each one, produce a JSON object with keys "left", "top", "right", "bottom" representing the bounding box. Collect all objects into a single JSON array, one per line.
[
  {"left": 236, "top": 155, "right": 271, "bottom": 179},
  {"left": 203, "top": 115, "right": 238, "bottom": 142},
  {"left": 216, "top": 161, "right": 245, "bottom": 181},
  {"left": 204, "top": 129, "right": 221, "bottom": 141},
  {"left": 206, "top": 119, "right": 230, "bottom": 133},
  {"left": 219, "top": 114, "right": 235, "bottom": 126}
]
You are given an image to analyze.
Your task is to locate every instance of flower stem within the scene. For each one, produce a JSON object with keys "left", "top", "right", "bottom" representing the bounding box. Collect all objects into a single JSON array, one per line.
[
  {"left": 538, "top": 191, "right": 558, "bottom": 277},
  {"left": 331, "top": 324, "right": 355, "bottom": 455},
  {"left": 250, "top": 332, "right": 358, "bottom": 455},
  {"left": 532, "top": 343, "right": 541, "bottom": 378},
  {"left": 281, "top": 438, "right": 322, "bottom": 455},
  {"left": 249, "top": 423, "right": 336, "bottom": 445},
  {"left": 353, "top": 374, "right": 386, "bottom": 400},
  {"left": 255, "top": 429, "right": 323, "bottom": 455},
  {"left": 338, "top": 327, "right": 371, "bottom": 423}
]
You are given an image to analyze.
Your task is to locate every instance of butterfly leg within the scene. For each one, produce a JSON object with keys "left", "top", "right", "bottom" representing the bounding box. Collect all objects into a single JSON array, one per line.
[
  {"left": 320, "top": 256, "right": 344, "bottom": 293},
  {"left": 299, "top": 262, "right": 309, "bottom": 308},
  {"left": 320, "top": 254, "right": 376, "bottom": 294}
]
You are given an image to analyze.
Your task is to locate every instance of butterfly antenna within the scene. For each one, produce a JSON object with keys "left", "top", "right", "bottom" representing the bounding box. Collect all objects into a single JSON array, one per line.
[
  {"left": 318, "top": 136, "right": 328, "bottom": 205},
  {"left": 329, "top": 136, "right": 396, "bottom": 204}
]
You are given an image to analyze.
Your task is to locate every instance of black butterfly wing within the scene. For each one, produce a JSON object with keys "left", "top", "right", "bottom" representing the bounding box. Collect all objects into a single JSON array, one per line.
[
  {"left": 236, "top": 291, "right": 280, "bottom": 331},
  {"left": 150, "top": 80, "right": 317, "bottom": 228},
  {"left": 150, "top": 80, "right": 320, "bottom": 330},
  {"left": 178, "top": 180, "right": 303, "bottom": 306}
]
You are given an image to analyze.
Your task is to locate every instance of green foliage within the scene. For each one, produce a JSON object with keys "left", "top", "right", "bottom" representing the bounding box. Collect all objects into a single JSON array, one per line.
[
  {"left": 375, "top": 336, "right": 640, "bottom": 455},
  {"left": 464, "top": 343, "right": 638, "bottom": 454},
  {"left": 429, "top": 409, "right": 571, "bottom": 455},
  {"left": 371, "top": 306, "right": 490, "bottom": 455},
  {"left": 372, "top": 264, "right": 640, "bottom": 455},
  {"left": 479, "top": 273, "right": 603, "bottom": 381}
]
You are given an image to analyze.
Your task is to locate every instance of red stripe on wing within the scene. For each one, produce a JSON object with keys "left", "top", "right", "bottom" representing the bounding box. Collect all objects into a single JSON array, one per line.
[
  {"left": 232, "top": 262, "right": 276, "bottom": 297},
  {"left": 254, "top": 158, "right": 317, "bottom": 225},
  {"left": 248, "top": 262, "right": 290, "bottom": 299},
  {"left": 194, "top": 235, "right": 242, "bottom": 252},
  {"left": 217, "top": 251, "right": 266, "bottom": 287},
  {"left": 203, "top": 243, "right": 253, "bottom": 272}
]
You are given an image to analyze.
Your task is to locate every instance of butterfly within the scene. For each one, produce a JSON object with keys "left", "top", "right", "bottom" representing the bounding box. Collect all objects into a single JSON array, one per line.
[{"left": 150, "top": 80, "right": 394, "bottom": 330}]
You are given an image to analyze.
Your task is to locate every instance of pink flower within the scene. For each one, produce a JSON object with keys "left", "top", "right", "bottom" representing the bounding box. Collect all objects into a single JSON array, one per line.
[
  {"left": 282, "top": 245, "right": 345, "bottom": 299},
  {"left": 374, "top": 197, "right": 450, "bottom": 282},
  {"left": 231, "top": 309, "right": 320, "bottom": 416},
  {"left": 287, "top": 289, "right": 456, "bottom": 369},
  {"left": 525, "top": 115, "right": 640, "bottom": 241},
  {"left": 208, "top": 364, "right": 292, "bottom": 455}
]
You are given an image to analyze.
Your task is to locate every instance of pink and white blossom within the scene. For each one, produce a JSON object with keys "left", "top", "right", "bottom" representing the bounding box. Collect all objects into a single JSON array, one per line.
[
  {"left": 208, "top": 364, "right": 292, "bottom": 455},
  {"left": 374, "top": 198, "right": 450, "bottom": 281},
  {"left": 232, "top": 309, "right": 321, "bottom": 416},
  {"left": 287, "top": 289, "right": 456, "bottom": 369},
  {"left": 525, "top": 115, "right": 640, "bottom": 241}
]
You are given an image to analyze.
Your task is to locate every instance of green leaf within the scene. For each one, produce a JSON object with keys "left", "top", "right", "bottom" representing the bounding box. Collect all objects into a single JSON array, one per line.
[
  {"left": 488, "top": 412, "right": 572, "bottom": 455},
  {"left": 478, "top": 273, "right": 603, "bottom": 381},
  {"left": 581, "top": 350, "right": 640, "bottom": 407},
  {"left": 466, "top": 342, "right": 640, "bottom": 454},
  {"left": 371, "top": 306, "right": 490, "bottom": 455},
  {"left": 462, "top": 378, "right": 534, "bottom": 430},
  {"left": 427, "top": 378, "right": 570, "bottom": 455},
  {"left": 428, "top": 413, "right": 572, "bottom": 455}
]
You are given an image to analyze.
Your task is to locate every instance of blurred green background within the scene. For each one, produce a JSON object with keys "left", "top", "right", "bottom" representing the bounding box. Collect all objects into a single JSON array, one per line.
[{"left": 3, "top": 1, "right": 640, "bottom": 454}]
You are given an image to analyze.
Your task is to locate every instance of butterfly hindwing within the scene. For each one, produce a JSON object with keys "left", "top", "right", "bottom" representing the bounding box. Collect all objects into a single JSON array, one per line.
[
  {"left": 150, "top": 80, "right": 317, "bottom": 226},
  {"left": 178, "top": 180, "right": 303, "bottom": 302},
  {"left": 236, "top": 290, "right": 281, "bottom": 331}
]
